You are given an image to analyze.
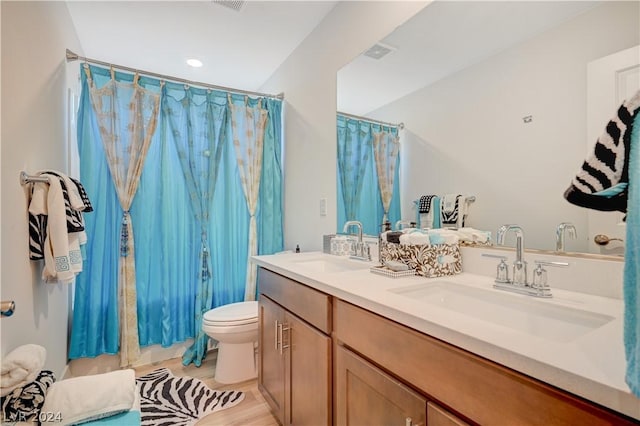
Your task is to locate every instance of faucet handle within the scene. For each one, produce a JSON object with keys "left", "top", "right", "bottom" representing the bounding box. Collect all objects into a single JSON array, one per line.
[
  {"left": 531, "top": 261, "right": 569, "bottom": 297},
  {"left": 482, "top": 254, "right": 509, "bottom": 283},
  {"left": 481, "top": 254, "right": 507, "bottom": 260},
  {"left": 534, "top": 260, "right": 569, "bottom": 268}
]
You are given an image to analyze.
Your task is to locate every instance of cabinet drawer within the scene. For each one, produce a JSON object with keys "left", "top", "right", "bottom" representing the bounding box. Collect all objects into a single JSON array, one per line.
[
  {"left": 258, "top": 268, "right": 331, "bottom": 334},
  {"left": 334, "top": 299, "right": 635, "bottom": 426}
]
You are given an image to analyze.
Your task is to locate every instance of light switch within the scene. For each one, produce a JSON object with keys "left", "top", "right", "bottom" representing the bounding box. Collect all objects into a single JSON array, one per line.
[{"left": 320, "top": 198, "right": 327, "bottom": 216}]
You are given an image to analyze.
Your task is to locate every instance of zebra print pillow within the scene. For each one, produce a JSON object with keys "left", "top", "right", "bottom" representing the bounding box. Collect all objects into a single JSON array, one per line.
[{"left": 135, "top": 368, "right": 244, "bottom": 426}]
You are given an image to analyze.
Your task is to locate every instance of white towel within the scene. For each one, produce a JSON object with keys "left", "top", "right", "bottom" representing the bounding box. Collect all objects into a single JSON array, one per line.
[
  {"left": 398, "top": 230, "right": 431, "bottom": 246},
  {"left": 428, "top": 229, "right": 460, "bottom": 245},
  {"left": 33, "top": 175, "right": 77, "bottom": 284},
  {"left": 40, "top": 369, "right": 136, "bottom": 426},
  {"left": 0, "top": 344, "right": 46, "bottom": 396},
  {"left": 457, "top": 227, "right": 491, "bottom": 244}
]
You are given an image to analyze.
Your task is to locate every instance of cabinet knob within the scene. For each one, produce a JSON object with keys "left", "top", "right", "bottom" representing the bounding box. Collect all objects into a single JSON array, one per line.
[{"left": 405, "top": 417, "right": 412, "bottom": 426}]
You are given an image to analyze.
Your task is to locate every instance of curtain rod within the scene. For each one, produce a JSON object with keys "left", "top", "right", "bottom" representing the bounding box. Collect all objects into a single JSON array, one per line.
[
  {"left": 66, "top": 49, "right": 284, "bottom": 100},
  {"left": 337, "top": 110, "right": 404, "bottom": 130}
]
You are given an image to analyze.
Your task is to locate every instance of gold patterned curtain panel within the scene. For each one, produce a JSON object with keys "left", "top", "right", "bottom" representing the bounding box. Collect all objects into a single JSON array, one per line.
[
  {"left": 229, "top": 96, "right": 268, "bottom": 301},
  {"left": 84, "top": 65, "right": 161, "bottom": 367},
  {"left": 372, "top": 130, "right": 400, "bottom": 222}
]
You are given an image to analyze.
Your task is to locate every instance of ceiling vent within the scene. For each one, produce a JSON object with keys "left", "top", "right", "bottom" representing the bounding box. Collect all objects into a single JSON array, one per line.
[
  {"left": 212, "top": 0, "right": 245, "bottom": 12},
  {"left": 363, "top": 43, "right": 396, "bottom": 60}
]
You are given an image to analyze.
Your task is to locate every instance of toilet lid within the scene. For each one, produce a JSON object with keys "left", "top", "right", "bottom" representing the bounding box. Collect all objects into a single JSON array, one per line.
[{"left": 203, "top": 301, "right": 258, "bottom": 325}]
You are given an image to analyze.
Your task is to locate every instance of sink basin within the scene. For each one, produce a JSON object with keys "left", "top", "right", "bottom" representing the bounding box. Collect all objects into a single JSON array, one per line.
[
  {"left": 292, "top": 255, "right": 371, "bottom": 273},
  {"left": 390, "top": 281, "right": 614, "bottom": 342}
]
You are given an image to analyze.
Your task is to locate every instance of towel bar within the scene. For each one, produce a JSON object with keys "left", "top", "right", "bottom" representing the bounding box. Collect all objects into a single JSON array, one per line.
[
  {"left": 413, "top": 195, "right": 476, "bottom": 205},
  {"left": 20, "top": 171, "right": 49, "bottom": 185}
]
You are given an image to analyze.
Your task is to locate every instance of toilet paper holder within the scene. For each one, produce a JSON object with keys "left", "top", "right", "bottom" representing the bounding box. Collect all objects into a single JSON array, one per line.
[{"left": 1, "top": 301, "right": 16, "bottom": 317}]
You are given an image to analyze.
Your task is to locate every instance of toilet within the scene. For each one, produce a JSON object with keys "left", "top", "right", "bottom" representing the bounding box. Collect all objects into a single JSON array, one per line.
[{"left": 202, "top": 301, "right": 259, "bottom": 384}]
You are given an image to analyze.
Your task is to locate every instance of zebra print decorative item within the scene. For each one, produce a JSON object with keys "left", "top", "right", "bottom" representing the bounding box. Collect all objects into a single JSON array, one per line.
[
  {"left": 136, "top": 368, "right": 244, "bottom": 426},
  {"left": 564, "top": 89, "right": 640, "bottom": 213},
  {"left": 440, "top": 194, "right": 461, "bottom": 226}
]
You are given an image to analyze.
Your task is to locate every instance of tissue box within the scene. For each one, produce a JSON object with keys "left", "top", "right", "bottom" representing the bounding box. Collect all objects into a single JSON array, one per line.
[
  {"left": 379, "top": 240, "right": 461, "bottom": 278},
  {"left": 330, "top": 236, "right": 355, "bottom": 256}
]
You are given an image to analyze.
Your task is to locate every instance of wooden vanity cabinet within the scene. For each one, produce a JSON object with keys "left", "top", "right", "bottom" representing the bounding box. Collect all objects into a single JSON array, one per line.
[
  {"left": 334, "top": 299, "right": 637, "bottom": 426},
  {"left": 258, "top": 268, "right": 332, "bottom": 426}
]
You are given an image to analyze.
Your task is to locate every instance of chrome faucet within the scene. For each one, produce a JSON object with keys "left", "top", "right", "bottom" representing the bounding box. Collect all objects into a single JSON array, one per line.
[
  {"left": 496, "top": 224, "right": 527, "bottom": 285},
  {"left": 555, "top": 222, "right": 577, "bottom": 252},
  {"left": 485, "top": 224, "right": 569, "bottom": 298},
  {"left": 395, "top": 220, "right": 412, "bottom": 230},
  {"left": 342, "top": 220, "right": 371, "bottom": 261}
]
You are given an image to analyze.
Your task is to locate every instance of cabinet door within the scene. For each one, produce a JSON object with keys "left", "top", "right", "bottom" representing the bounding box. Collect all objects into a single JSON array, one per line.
[
  {"left": 286, "top": 312, "right": 331, "bottom": 426},
  {"left": 335, "top": 344, "right": 426, "bottom": 426},
  {"left": 427, "top": 402, "right": 469, "bottom": 426},
  {"left": 259, "top": 295, "right": 286, "bottom": 424}
]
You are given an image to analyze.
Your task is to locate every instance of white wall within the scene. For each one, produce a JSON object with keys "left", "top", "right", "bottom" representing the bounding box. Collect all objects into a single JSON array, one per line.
[
  {"left": 369, "top": 1, "right": 639, "bottom": 252},
  {"left": 1, "top": 2, "right": 83, "bottom": 376},
  {"left": 260, "top": 1, "right": 428, "bottom": 252}
]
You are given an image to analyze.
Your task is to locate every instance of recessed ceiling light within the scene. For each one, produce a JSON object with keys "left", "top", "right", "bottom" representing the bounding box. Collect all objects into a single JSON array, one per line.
[{"left": 186, "top": 59, "right": 203, "bottom": 68}]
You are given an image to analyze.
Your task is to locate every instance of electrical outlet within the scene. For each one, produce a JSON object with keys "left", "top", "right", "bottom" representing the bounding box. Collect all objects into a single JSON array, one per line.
[{"left": 320, "top": 198, "right": 327, "bottom": 216}]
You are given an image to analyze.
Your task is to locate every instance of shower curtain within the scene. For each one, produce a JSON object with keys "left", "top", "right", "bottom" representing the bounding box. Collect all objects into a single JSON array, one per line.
[
  {"left": 337, "top": 115, "right": 401, "bottom": 235},
  {"left": 70, "top": 65, "right": 283, "bottom": 366}
]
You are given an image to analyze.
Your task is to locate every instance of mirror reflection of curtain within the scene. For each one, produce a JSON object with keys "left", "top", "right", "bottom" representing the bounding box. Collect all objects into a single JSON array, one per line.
[
  {"left": 70, "top": 64, "right": 284, "bottom": 367},
  {"left": 229, "top": 97, "right": 268, "bottom": 301},
  {"left": 337, "top": 116, "right": 372, "bottom": 222},
  {"left": 372, "top": 130, "right": 400, "bottom": 222},
  {"left": 337, "top": 115, "right": 401, "bottom": 235},
  {"left": 84, "top": 65, "right": 160, "bottom": 367},
  {"left": 163, "top": 87, "right": 226, "bottom": 367}
]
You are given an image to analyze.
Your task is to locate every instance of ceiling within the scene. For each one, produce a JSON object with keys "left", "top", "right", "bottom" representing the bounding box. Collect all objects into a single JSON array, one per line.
[
  {"left": 337, "top": 1, "right": 600, "bottom": 115},
  {"left": 66, "top": 1, "right": 601, "bottom": 111},
  {"left": 66, "top": 1, "right": 337, "bottom": 92}
]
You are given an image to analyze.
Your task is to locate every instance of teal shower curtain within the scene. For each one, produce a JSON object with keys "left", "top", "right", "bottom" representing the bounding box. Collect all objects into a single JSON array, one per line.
[
  {"left": 69, "top": 65, "right": 283, "bottom": 366},
  {"left": 337, "top": 115, "right": 401, "bottom": 236}
]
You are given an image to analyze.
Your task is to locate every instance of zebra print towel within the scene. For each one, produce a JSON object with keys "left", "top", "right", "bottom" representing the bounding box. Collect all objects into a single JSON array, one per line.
[{"left": 136, "top": 368, "right": 244, "bottom": 426}]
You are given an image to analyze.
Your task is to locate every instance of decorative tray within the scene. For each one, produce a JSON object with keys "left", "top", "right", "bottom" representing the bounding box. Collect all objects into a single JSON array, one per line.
[{"left": 369, "top": 265, "right": 416, "bottom": 278}]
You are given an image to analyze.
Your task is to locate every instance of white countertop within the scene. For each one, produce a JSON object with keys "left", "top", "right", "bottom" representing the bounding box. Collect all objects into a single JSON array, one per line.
[{"left": 252, "top": 251, "right": 640, "bottom": 421}]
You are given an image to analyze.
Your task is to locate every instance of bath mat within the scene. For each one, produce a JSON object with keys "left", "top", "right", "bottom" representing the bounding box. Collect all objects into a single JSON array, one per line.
[{"left": 136, "top": 368, "right": 244, "bottom": 426}]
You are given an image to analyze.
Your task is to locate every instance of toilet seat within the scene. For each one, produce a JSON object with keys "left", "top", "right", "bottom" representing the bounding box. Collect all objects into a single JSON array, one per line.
[{"left": 203, "top": 301, "right": 258, "bottom": 326}]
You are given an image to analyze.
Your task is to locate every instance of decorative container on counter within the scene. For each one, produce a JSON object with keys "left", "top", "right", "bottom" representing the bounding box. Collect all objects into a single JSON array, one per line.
[{"left": 379, "top": 240, "right": 462, "bottom": 278}]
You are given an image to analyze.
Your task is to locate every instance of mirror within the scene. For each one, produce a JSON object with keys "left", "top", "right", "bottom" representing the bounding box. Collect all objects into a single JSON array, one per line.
[{"left": 337, "top": 1, "right": 639, "bottom": 255}]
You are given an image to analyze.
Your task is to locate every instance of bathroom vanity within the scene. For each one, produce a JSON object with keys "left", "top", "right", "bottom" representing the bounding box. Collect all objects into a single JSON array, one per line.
[{"left": 253, "top": 251, "right": 640, "bottom": 425}]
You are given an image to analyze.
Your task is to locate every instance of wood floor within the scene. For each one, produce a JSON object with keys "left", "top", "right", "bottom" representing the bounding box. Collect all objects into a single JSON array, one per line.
[{"left": 133, "top": 351, "right": 279, "bottom": 426}]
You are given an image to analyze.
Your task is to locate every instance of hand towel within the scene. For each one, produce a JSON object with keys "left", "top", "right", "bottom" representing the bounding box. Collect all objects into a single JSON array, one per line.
[
  {"left": 41, "top": 171, "right": 85, "bottom": 232},
  {"left": 70, "top": 177, "right": 94, "bottom": 212},
  {"left": 0, "top": 344, "right": 46, "bottom": 397},
  {"left": 40, "top": 369, "right": 136, "bottom": 426},
  {"left": 418, "top": 195, "right": 440, "bottom": 229},
  {"left": 41, "top": 174, "right": 75, "bottom": 284},
  {"left": 418, "top": 195, "right": 436, "bottom": 213},
  {"left": 624, "top": 107, "right": 640, "bottom": 397},
  {"left": 564, "top": 89, "right": 640, "bottom": 213},
  {"left": 28, "top": 183, "right": 49, "bottom": 260},
  {"left": 441, "top": 194, "right": 462, "bottom": 227}
]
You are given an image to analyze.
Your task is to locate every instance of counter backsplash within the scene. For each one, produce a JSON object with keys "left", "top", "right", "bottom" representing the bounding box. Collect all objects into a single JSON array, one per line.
[{"left": 461, "top": 246, "right": 624, "bottom": 299}]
